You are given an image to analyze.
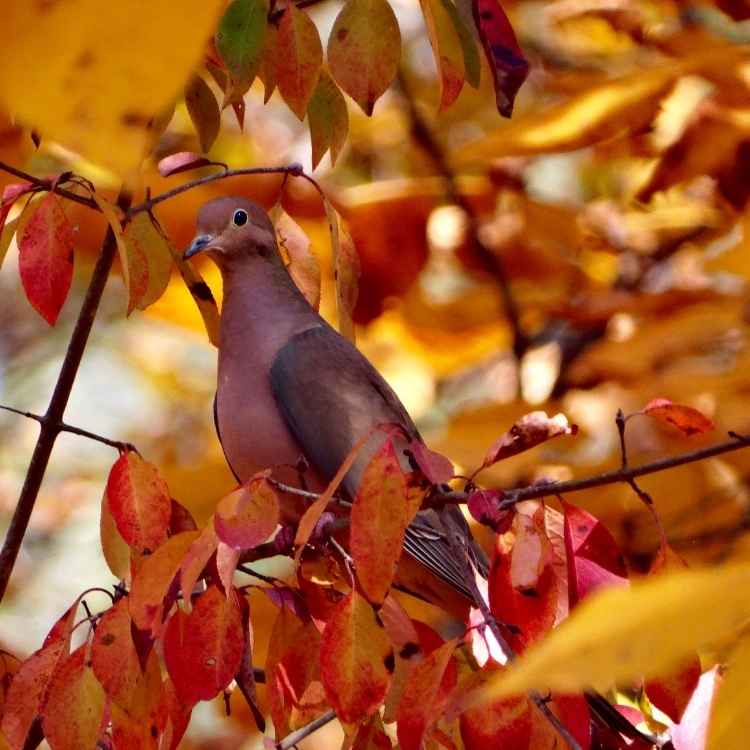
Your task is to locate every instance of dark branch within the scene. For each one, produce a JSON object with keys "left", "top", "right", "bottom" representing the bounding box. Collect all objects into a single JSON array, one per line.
[
  {"left": 0, "top": 188, "right": 133, "bottom": 602},
  {"left": 0, "top": 160, "right": 99, "bottom": 211},
  {"left": 276, "top": 709, "right": 337, "bottom": 750}
]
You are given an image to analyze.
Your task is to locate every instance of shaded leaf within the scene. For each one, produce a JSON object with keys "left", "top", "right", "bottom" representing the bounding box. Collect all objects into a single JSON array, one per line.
[
  {"left": 215, "top": 0, "right": 268, "bottom": 101},
  {"left": 214, "top": 474, "right": 280, "bottom": 550},
  {"left": 563, "top": 501, "right": 628, "bottom": 607},
  {"left": 185, "top": 75, "right": 221, "bottom": 153},
  {"left": 467, "top": 489, "right": 512, "bottom": 532},
  {"left": 478, "top": 564, "right": 750, "bottom": 701},
  {"left": 18, "top": 193, "right": 74, "bottom": 325},
  {"left": 353, "top": 714, "right": 392, "bottom": 749},
  {"left": 472, "top": 0, "right": 529, "bottom": 116},
  {"left": 258, "top": 22, "right": 279, "bottom": 102},
  {"left": 350, "top": 439, "right": 411, "bottom": 604},
  {"left": 157, "top": 152, "right": 212, "bottom": 177},
  {"left": 41, "top": 648, "right": 106, "bottom": 750},
  {"left": 275, "top": 210, "right": 321, "bottom": 309},
  {"left": 163, "top": 585, "right": 244, "bottom": 706},
  {"left": 275, "top": 5, "right": 323, "bottom": 119},
  {"left": 129, "top": 531, "right": 200, "bottom": 633},
  {"left": 396, "top": 638, "right": 458, "bottom": 750},
  {"left": 0, "top": 0, "right": 225, "bottom": 176},
  {"left": 478, "top": 411, "right": 577, "bottom": 474},
  {"left": 327, "top": 0, "right": 401, "bottom": 116},
  {"left": 320, "top": 591, "right": 393, "bottom": 723},
  {"left": 105, "top": 450, "right": 171, "bottom": 555},
  {"left": 91, "top": 597, "right": 142, "bottom": 706},
  {"left": 641, "top": 398, "right": 715, "bottom": 437},
  {"left": 0, "top": 651, "right": 21, "bottom": 717},
  {"left": 408, "top": 441, "right": 454, "bottom": 485},
  {"left": 307, "top": 69, "right": 349, "bottom": 168}
]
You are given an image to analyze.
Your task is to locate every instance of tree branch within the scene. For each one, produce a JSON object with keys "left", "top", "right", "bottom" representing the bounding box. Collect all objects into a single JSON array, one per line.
[
  {"left": 0, "top": 188, "right": 132, "bottom": 602},
  {"left": 276, "top": 709, "right": 337, "bottom": 750},
  {"left": 0, "top": 160, "right": 99, "bottom": 211}
]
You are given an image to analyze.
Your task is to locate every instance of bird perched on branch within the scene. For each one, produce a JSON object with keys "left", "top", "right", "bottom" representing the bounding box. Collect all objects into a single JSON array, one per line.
[{"left": 184, "top": 196, "right": 487, "bottom": 614}]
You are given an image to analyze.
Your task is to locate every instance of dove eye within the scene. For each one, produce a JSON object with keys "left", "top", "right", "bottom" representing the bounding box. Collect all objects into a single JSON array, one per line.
[{"left": 232, "top": 209, "right": 248, "bottom": 227}]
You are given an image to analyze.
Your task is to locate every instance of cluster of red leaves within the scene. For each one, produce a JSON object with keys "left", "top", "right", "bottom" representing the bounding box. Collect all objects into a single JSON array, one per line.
[{"left": 0, "top": 400, "right": 716, "bottom": 750}]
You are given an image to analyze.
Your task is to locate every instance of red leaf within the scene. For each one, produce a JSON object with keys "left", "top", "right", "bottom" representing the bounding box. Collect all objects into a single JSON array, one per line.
[
  {"left": 157, "top": 151, "right": 212, "bottom": 177},
  {"left": 265, "top": 605, "right": 322, "bottom": 737},
  {"left": 179, "top": 522, "right": 218, "bottom": 609},
  {"left": 353, "top": 714, "right": 393, "bottom": 750},
  {"left": 396, "top": 638, "right": 458, "bottom": 750},
  {"left": 214, "top": 475, "right": 280, "bottom": 550},
  {"left": 163, "top": 585, "right": 245, "bottom": 706},
  {"left": 467, "top": 489, "right": 512, "bottom": 532},
  {"left": 460, "top": 672, "right": 532, "bottom": 750},
  {"left": 548, "top": 694, "right": 591, "bottom": 750},
  {"left": 41, "top": 647, "right": 106, "bottom": 750},
  {"left": 0, "top": 182, "right": 33, "bottom": 233},
  {"left": 646, "top": 657, "right": 702, "bottom": 724},
  {"left": 350, "top": 439, "right": 410, "bottom": 604},
  {"left": 129, "top": 531, "right": 200, "bottom": 634},
  {"left": 471, "top": 0, "right": 529, "bottom": 117},
  {"left": 105, "top": 451, "right": 171, "bottom": 555},
  {"left": 158, "top": 678, "right": 192, "bottom": 750},
  {"left": 408, "top": 441, "right": 454, "bottom": 485},
  {"left": 0, "top": 650, "right": 21, "bottom": 716},
  {"left": 562, "top": 501, "right": 628, "bottom": 607},
  {"left": 320, "top": 590, "right": 393, "bottom": 724},
  {"left": 479, "top": 411, "right": 577, "bottom": 473},
  {"left": 489, "top": 510, "right": 560, "bottom": 652},
  {"left": 91, "top": 597, "right": 142, "bottom": 706},
  {"left": 18, "top": 193, "right": 75, "bottom": 325},
  {"left": 641, "top": 398, "right": 714, "bottom": 437}
]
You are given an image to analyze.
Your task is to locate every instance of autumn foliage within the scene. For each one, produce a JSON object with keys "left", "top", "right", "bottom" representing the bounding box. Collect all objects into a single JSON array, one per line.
[{"left": 2, "top": 0, "right": 750, "bottom": 749}]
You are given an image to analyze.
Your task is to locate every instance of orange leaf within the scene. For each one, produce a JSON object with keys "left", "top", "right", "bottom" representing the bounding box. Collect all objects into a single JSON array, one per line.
[
  {"left": 419, "top": 0, "right": 466, "bottom": 110},
  {"left": 479, "top": 411, "right": 577, "bottom": 473},
  {"left": 276, "top": 209, "right": 322, "bottom": 310},
  {"left": 91, "top": 598, "right": 142, "bottom": 706},
  {"left": 0, "top": 651, "right": 21, "bottom": 716},
  {"left": 179, "top": 522, "right": 219, "bottom": 610},
  {"left": 216, "top": 542, "right": 240, "bottom": 594},
  {"left": 327, "top": 0, "right": 401, "bottom": 116},
  {"left": 642, "top": 398, "right": 715, "bottom": 437},
  {"left": 320, "top": 591, "right": 393, "bottom": 723},
  {"left": 185, "top": 74, "right": 220, "bottom": 153},
  {"left": 353, "top": 714, "right": 393, "bottom": 749},
  {"left": 396, "top": 638, "right": 458, "bottom": 750},
  {"left": 100, "top": 491, "right": 131, "bottom": 580},
  {"left": 163, "top": 585, "right": 244, "bottom": 706},
  {"left": 105, "top": 451, "right": 171, "bottom": 555},
  {"left": 41, "top": 648, "right": 106, "bottom": 750},
  {"left": 214, "top": 475, "right": 280, "bottom": 550},
  {"left": 129, "top": 531, "right": 200, "bottom": 633},
  {"left": 350, "top": 439, "right": 410, "bottom": 604},
  {"left": 275, "top": 5, "right": 322, "bottom": 119},
  {"left": 18, "top": 193, "right": 74, "bottom": 325}
]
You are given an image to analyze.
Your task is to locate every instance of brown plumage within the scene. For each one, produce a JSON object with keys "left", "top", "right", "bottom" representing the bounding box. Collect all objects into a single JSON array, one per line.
[{"left": 185, "top": 196, "right": 487, "bottom": 610}]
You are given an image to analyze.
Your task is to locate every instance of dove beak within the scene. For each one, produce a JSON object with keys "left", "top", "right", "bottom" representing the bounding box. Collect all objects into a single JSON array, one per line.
[{"left": 184, "top": 234, "right": 213, "bottom": 260}]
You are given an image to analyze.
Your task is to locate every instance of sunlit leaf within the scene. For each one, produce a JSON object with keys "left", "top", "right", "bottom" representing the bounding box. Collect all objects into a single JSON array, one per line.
[
  {"left": 275, "top": 5, "right": 323, "bottom": 119},
  {"left": 0, "top": 0, "right": 224, "bottom": 176},
  {"left": 105, "top": 451, "right": 171, "bottom": 555},
  {"left": 100, "top": 491, "right": 131, "bottom": 580},
  {"left": 179, "top": 522, "right": 219, "bottom": 610},
  {"left": 215, "top": 0, "right": 268, "bottom": 101},
  {"left": 163, "top": 585, "right": 244, "bottom": 706},
  {"left": 157, "top": 151, "right": 213, "bottom": 177},
  {"left": 275, "top": 210, "right": 322, "bottom": 309},
  {"left": 328, "top": 0, "right": 401, "bottom": 116},
  {"left": 320, "top": 591, "right": 393, "bottom": 723},
  {"left": 185, "top": 75, "right": 221, "bottom": 153},
  {"left": 307, "top": 70, "right": 349, "bottom": 169},
  {"left": 478, "top": 564, "right": 750, "bottom": 701},
  {"left": 41, "top": 648, "right": 106, "bottom": 750},
  {"left": 18, "top": 193, "right": 75, "bottom": 325},
  {"left": 641, "top": 398, "right": 715, "bottom": 437},
  {"left": 214, "top": 474, "right": 280, "bottom": 550}
]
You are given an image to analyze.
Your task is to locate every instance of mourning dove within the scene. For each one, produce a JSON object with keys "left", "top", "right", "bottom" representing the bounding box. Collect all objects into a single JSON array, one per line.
[{"left": 185, "top": 197, "right": 487, "bottom": 612}]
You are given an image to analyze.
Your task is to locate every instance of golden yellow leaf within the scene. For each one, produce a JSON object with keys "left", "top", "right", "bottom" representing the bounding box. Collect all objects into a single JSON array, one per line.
[
  {"left": 0, "top": 0, "right": 223, "bottom": 177},
  {"left": 707, "top": 634, "right": 750, "bottom": 750},
  {"left": 478, "top": 564, "right": 750, "bottom": 702}
]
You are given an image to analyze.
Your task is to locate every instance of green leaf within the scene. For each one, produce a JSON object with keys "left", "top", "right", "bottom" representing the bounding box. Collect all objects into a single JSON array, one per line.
[
  {"left": 215, "top": 0, "right": 268, "bottom": 101},
  {"left": 444, "top": 0, "right": 480, "bottom": 89},
  {"left": 328, "top": 0, "right": 401, "bottom": 116},
  {"left": 185, "top": 75, "right": 221, "bottom": 153},
  {"left": 307, "top": 69, "right": 349, "bottom": 168},
  {"left": 276, "top": 5, "right": 323, "bottom": 119}
]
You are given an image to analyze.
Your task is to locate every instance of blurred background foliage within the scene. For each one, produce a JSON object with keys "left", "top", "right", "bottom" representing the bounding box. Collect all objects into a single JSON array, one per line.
[{"left": 3, "top": 0, "right": 750, "bottom": 745}]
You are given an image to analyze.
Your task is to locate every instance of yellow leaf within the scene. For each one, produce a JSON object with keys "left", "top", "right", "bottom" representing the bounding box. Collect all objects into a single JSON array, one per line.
[
  {"left": 478, "top": 564, "right": 750, "bottom": 702},
  {"left": 707, "top": 634, "right": 750, "bottom": 750},
  {"left": 0, "top": 0, "right": 223, "bottom": 177}
]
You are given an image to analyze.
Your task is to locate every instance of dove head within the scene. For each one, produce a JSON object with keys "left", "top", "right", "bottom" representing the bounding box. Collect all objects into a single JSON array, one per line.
[{"left": 184, "top": 197, "right": 279, "bottom": 270}]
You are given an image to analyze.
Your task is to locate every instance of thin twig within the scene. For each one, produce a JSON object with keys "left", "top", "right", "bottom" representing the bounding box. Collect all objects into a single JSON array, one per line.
[
  {"left": 0, "top": 188, "right": 133, "bottom": 602},
  {"left": 0, "top": 160, "right": 99, "bottom": 210},
  {"left": 0, "top": 404, "right": 136, "bottom": 453},
  {"left": 276, "top": 709, "right": 337, "bottom": 750},
  {"left": 397, "top": 70, "right": 528, "bottom": 360},
  {"left": 267, "top": 477, "right": 321, "bottom": 500}
]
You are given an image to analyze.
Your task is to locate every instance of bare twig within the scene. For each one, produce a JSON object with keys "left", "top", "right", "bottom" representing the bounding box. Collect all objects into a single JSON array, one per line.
[
  {"left": 397, "top": 70, "right": 528, "bottom": 360},
  {"left": 276, "top": 709, "right": 337, "bottom": 750},
  {"left": 0, "top": 404, "right": 136, "bottom": 453},
  {"left": 0, "top": 160, "right": 99, "bottom": 211},
  {"left": 267, "top": 477, "right": 321, "bottom": 500},
  {"left": 0, "top": 188, "right": 133, "bottom": 602}
]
